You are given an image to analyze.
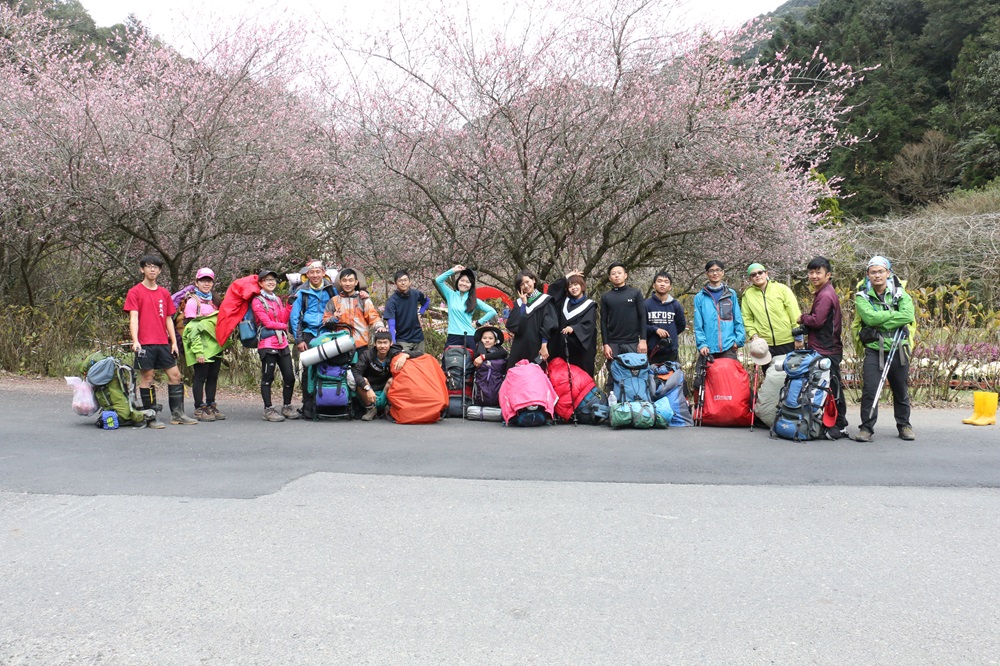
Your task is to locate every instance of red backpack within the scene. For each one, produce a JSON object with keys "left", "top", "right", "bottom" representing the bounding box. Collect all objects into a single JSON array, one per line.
[
  {"left": 546, "top": 357, "right": 597, "bottom": 422},
  {"left": 700, "top": 357, "right": 753, "bottom": 427}
]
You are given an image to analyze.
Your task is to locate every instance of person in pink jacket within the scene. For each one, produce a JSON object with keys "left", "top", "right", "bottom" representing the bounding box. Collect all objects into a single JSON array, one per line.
[{"left": 252, "top": 269, "right": 299, "bottom": 422}]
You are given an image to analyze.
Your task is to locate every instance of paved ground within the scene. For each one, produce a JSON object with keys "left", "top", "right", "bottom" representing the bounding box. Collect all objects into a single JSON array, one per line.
[{"left": 2, "top": 382, "right": 999, "bottom": 664}]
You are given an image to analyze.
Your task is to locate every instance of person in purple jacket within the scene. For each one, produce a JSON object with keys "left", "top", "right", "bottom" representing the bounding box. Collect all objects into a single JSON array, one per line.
[{"left": 797, "top": 256, "right": 848, "bottom": 440}]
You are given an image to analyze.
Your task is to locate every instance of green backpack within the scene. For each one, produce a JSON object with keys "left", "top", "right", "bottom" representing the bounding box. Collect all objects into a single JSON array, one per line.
[
  {"left": 80, "top": 352, "right": 146, "bottom": 426},
  {"left": 609, "top": 401, "right": 665, "bottom": 429}
]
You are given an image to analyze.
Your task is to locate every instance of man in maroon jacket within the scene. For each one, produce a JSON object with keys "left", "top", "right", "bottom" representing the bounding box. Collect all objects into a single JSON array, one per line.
[{"left": 798, "top": 256, "right": 848, "bottom": 440}]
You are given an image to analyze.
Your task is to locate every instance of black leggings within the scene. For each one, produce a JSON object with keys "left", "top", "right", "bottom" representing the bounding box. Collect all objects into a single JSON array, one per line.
[
  {"left": 192, "top": 359, "right": 221, "bottom": 407},
  {"left": 260, "top": 351, "right": 295, "bottom": 408}
]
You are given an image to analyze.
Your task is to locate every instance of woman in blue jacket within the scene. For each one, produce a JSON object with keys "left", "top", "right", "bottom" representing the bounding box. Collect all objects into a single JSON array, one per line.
[{"left": 434, "top": 264, "right": 498, "bottom": 350}]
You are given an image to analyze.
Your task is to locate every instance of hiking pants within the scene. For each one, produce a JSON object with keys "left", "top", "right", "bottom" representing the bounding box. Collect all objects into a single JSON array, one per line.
[
  {"left": 260, "top": 350, "right": 295, "bottom": 408},
  {"left": 859, "top": 347, "right": 911, "bottom": 434},
  {"left": 192, "top": 358, "right": 221, "bottom": 407},
  {"left": 822, "top": 352, "right": 849, "bottom": 431}
]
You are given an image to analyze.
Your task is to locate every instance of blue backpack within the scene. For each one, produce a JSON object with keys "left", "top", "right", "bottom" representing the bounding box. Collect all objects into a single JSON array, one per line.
[
  {"left": 237, "top": 296, "right": 278, "bottom": 349},
  {"left": 771, "top": 350, "right": 832, "bottom": 441},
  {"left": 650, "top": 361, "right": 693, "bottom": 427},
  {"left": 609, "top": 353, "right": 654, "bottom": 402}
]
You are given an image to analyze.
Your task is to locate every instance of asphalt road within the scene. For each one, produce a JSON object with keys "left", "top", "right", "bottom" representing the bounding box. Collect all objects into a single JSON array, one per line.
[{"left": 3, "top": 385, "right": 1000, "bottom": 664}]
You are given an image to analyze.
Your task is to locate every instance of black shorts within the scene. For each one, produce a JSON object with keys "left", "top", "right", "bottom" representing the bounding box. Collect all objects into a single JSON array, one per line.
[{"left": 135, "top": 344, "right": 177, "bottom": 371}]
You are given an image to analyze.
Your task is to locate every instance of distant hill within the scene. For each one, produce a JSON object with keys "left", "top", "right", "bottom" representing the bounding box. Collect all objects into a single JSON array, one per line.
[{"left": 765, "top": 0, "right": 821, "bottom": 23}]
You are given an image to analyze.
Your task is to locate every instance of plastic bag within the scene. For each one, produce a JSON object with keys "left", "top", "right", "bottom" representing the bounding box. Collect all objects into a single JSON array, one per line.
[{"left": 66, "top": 376, "right": 99, "bottom": 416}]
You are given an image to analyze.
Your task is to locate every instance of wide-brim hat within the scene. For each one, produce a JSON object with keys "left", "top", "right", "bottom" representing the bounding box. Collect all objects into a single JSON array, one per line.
[
  {"left": 747, "top": 337, "right": 772, "bottom": 366},
  {"left": 474, "top": 325, "right": 505, "bottom": 346}
]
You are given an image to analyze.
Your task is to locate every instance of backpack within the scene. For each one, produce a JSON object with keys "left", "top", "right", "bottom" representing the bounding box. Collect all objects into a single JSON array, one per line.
[
  {"left": 700, "top": 357, "right": 754, "bottom": 427},
  {"left": 472, "top": 358, "right": 507, "bottom": 407},
  {"left": 574, "top": 386, "right": 610, "bottom": 425},
  {"left": 649, "top": 361, "right": 693, "bottom": 427},
  {"left": 387, "top": 354, "right": 449, "bottom": 424},
  {"left": 442, "top": 345, "right": 474, "bottom": 396},
  {"left": 771, "top": 350, "right": 832, "bottom": 441},
  {"left": 305, "top": 331, "right": 358, "bottom": 419},
  {"left": 609, "top": 353, "right": 654, "bottom": 403},
  {"left": 237, "top": 296, "right": 279, "bottom": 349},
  {"left": 546, "top": 357, "right": 601, "bottom": 423},
  {"left": 609, "top": 401, "right": 664, "bottom": 429},
  {"left": 754, "top": 355, "right": 787, "bottom": 427},
  {"left": 80, "top": 353, "right": 146, "bottom": 426},
  {"left": 498, "top": 360, "right": 557, "bottom": 426}
]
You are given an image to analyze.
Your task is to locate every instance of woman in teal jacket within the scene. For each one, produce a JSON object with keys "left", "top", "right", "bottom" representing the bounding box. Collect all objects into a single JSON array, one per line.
[{"left": 434, "top": 265, "right": 498, "bottom": 350}]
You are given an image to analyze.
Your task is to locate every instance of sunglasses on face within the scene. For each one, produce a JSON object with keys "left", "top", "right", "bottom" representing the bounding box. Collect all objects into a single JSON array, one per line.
[{"left": 749, "top": 271, "right": 766, "bottom": 278}]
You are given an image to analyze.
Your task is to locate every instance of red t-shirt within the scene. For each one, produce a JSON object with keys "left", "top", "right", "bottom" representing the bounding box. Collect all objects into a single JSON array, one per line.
[{"left": 124, "top": 283, "right": 176, "bottom": 345}]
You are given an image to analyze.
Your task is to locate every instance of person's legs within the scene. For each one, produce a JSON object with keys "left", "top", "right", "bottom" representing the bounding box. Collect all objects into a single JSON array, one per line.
[
  {"left": 827, "top": 354, "right": 849, "bottom": 431},
  {"left": 260, "top": 351, "right": 284, "bottom": 421},
  {"left": 191, "top": 363, "right": 214, "bottom": 421},
  {"left": 886, "top": 350, "right": 912, "bottom": 434},
  {"left": 399, "top": 340, "right": 425, "bottom": 354},
  {"left": 858, "top": 348, "right": 881, "bottom": 436},
  {"left": 277, "top": 352, "right": 298, "bottom": 419},
  {"left": 299, "top": 332, "right": 316, "bottom": 418}
]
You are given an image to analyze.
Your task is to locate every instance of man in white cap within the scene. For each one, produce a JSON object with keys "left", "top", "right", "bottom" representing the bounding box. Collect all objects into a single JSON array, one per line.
[{"left": 854, "top": 255, "right": 915, "bottom": 442}]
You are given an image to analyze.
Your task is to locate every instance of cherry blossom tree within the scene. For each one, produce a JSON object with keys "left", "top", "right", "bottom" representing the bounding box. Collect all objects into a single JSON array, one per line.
[{"left": 321, "top": 0, "right": 861, "bottom": 292}]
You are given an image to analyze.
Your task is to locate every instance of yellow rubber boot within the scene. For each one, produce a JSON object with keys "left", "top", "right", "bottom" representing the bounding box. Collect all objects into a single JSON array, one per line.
[
  {"left": 963, "top": 392, "right": 985, "bottom": 425},
  {"left": 970, "top": 391, "right": 998, "bottom": 426}
]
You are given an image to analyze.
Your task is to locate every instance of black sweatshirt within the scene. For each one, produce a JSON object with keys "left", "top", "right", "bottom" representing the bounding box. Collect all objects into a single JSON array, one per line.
[{"left": 600, "top": 286, "right": 647, "bottom": 344}]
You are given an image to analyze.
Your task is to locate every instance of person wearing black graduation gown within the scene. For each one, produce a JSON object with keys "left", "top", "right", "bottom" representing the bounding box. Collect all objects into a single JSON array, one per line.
[
  {"left": 547, "top": 271, "right": 598, "bottom": 377},
  {"left": 506, "top": 269, "right": 558, "bottom": 366}
]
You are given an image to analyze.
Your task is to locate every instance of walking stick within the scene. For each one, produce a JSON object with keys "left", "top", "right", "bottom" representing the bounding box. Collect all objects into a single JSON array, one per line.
[
  {"left": 693, "top": 355, "right": 711, "bottom": 427},
  {"left": 461, "top": 344, "right": 468, "bottom": 422},
  {"left": 868, "top": 327, "right": 905, "bottom": 420},
  {"left": 564, "top": 333, "right": 577, "bottom": 426},
  {"left": 750, "top": 363, "right": 760, "bottom": 432}
]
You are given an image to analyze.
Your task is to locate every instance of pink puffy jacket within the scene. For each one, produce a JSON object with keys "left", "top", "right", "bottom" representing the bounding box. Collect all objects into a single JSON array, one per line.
[{"left": 251, "top": 295, "right": 291, "bottom": 351}]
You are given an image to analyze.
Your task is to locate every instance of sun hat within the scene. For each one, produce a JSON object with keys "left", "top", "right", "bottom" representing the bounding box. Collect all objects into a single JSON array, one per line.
[
  {"left": 195, "top": 267, "right": 215, "bottom": 281},
  {"left": 747, "top": 337, "right": 772, "bottom": 366},
  {"left": 474, "top": 325, "right": 505, "bottom": 346}
]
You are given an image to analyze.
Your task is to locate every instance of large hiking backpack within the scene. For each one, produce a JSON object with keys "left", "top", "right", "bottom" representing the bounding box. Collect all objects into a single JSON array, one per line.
[
  {"left": 546, "top": 357, "right": 608, "bottom": 424},
  {"left": 609, "top": 353, "right": 654, "bottom": 403},
  {"left": 305, "top": 331, "right": 358, "bottom": 419},
  {"left": 498, "top": 360, "right": 557, "bottom": 426},
  {"left": 754, "top": 355, "right": 787, "bottom": 427},
  {"left": 472, "top": 358, "right": 506, "bottom": 407},
  {"left": 771, "top": 350, "right": 832, "bottom": 441},
  {"left": 700, "top": 357, "right": 754, "bottom": 427},
  {"left": 387, "top": 354, "right": 449, "bottom": 424},
  {"left": 80, "top": 352, "right": 145, "bottom": 426},
  {"left": 649, "top": 361, "right": 693, "bottom": 427}
]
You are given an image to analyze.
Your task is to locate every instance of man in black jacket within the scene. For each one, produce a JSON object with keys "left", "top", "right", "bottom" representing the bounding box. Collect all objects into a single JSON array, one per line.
[
  {"left": 353, "top": 331, "right": 421, "bottom": 421},
  {"left": 600, "top": 263, "right": 648, "bottom": 361}
]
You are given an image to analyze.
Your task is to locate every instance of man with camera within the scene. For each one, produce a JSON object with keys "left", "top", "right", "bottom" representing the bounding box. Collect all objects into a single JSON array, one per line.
[
  {"left": 797, "top": 256, "right": 848, "bottom": 440},
  {"left": 853, "top": 256, "right": 915, "bottom": 443}
]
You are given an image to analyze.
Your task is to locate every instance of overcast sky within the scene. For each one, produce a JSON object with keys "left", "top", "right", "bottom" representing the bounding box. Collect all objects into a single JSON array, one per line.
[{"left": 79, "top": 0, "right": 786, "bottom": 46}]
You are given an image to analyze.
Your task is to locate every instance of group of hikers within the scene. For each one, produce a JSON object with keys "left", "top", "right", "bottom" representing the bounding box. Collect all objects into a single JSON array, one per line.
[{"left": 121, "top": 252, "right": 916, "bottom": 441}]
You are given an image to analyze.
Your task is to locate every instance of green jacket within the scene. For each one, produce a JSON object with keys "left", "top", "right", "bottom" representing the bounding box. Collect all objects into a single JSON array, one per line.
[
  {"left": 853, "top": 278, "right": 915, "bottom": 352},
  {"left": 183, "top": 313, "right": 228, "bottom": 365},
  {"left": 740, "top": 281, "right": 801, "bottom": 347}
]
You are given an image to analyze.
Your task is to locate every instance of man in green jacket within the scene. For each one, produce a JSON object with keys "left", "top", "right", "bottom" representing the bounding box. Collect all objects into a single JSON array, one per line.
[
  {"left": 740, "top": 263, "right": 803, "bottom": 360},
  {"left": 854, "top": 256, "right": 916, "bottom": 442}
]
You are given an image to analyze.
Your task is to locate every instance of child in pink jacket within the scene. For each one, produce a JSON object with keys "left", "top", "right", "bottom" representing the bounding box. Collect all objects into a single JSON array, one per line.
[{"left": 253, "top": 270, "right": 299, "bottom": 422}]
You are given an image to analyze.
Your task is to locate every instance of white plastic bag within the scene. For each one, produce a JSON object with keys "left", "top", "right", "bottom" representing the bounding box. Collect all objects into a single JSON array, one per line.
[{"left": 66, "top": 376, "right": 99, "bottom": 416}]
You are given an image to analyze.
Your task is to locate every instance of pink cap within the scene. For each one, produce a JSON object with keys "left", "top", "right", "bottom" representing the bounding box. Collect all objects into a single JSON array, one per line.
[{"left": 195, "top": 267, "right": 215, "bottom": 281}]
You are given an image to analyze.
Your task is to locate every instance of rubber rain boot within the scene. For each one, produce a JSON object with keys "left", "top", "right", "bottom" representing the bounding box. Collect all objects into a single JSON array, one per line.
[
  {"left": 168, "top": 384, "right": 198, "bottom": 425},
  {"left": 140, "top": 387, "right": 166, "bottom": 429},
  {"left": 965, "top": 391, "right": 998, "bottom": 426}
]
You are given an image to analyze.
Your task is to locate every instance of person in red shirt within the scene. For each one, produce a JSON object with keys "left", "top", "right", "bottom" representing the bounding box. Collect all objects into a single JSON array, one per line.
[{"left": 123, "top": 255, "right": 197, "bottom": 428}]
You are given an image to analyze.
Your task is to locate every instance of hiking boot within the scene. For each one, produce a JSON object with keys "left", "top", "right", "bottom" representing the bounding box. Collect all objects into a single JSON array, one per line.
[
  {"left": 854, "top": 428, "right": 873, "bottom": 443},
  {"left": 262, "top": 406, "right": 285, "bottom": 422},
  {"left": 208, "top": 403, "right": 226, "bottom": 420},
  {"left": 899, "top": 426, "right": 916, "bottom": 441},
  {"left": 281, "top": 404, "right": 300, "bottom": 420},
  {"left": 361, "top": 405, "right": 378, "bottom": 421},
  {"left": 142, "top": 409, "right": 165, "bottom": 429},
  {"left": 194, "top": 407, "right": 216, "bottom": 422},
  {"left": 825, "top": 427, "right": 848, "bottom": 441}
]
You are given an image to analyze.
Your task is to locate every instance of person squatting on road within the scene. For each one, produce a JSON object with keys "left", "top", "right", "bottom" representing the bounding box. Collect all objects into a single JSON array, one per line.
[
  {"left": 123, "top": 254, "right": 197, "bottom": 428},
  {"left": 353, "top": 330, "right": 418, "bottom": 421},
  {"left": 853, "top": 256, "right": 916, "bottom": 443}
]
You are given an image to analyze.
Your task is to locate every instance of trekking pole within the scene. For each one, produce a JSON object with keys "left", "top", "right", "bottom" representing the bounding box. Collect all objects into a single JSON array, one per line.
[
  {"left": 868, "top": 328, "right": 905, "bottom": 420},
  {"left": 750, "top": 364, "right": 760, "bottom": 432},
  {"left": 564, "top": 334, "right": 577, "bottom": 426},
  {"left": 462, "top": 345, "right": 468, "bottom": 422}
]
